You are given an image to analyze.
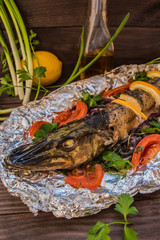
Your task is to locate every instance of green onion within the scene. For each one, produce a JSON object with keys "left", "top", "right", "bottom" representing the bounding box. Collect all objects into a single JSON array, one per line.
[
  {"left": 0, "top": 0, "right": 24, "bottom": 99},
  {"left": 4, "top": 0, "right": 33, "bottom": 105},
  {"left": 0, "top": 29, "right": 18, "bottom": 95}
]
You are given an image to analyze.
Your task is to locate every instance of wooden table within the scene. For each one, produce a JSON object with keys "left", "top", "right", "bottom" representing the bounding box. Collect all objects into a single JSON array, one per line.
[{"left": 0, "top": 1, "right": 160, "bottom": 239}]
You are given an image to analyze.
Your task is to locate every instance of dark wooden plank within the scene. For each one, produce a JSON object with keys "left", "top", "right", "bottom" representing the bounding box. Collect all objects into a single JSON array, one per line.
[
  {"left": 0, "top": 26, "right": 159, "bottom": 74},
  {"left": 0, "top": 195, "right": 160, "bottom": 239},
  {"left": 0, "top": 0, "right": 159, "bottom": 28},
  {"left": 0, "top": 181, "right": 29, "bottom": 214}
]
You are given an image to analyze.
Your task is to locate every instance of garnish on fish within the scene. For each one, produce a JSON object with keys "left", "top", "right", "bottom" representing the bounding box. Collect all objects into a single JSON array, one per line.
[{"left": 4, "top": 78, "right": 160, "bottom": 172}]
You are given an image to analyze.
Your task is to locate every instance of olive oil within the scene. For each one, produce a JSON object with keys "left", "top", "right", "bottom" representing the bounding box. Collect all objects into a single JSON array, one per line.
[
  {"left": 79, "top": 0, "right": 114, "bottom": 80},
  {"left": 80, "top": 50, "right": 114, "bottom": 80}
]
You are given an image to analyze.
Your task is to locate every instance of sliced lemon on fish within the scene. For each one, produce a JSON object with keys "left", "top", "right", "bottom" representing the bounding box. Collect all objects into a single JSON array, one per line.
[
  {"left": 147, "top": 70, "right": 160, "bottom": 78},
  {"left": 112, "top": 99, "right": 147, "bottom": 120},
  {"left": 129, "top": 81, "right": 160, "bottom": 105}
]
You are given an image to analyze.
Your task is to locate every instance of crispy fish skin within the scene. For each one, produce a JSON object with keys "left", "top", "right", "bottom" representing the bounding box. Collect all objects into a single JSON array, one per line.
[{"left": 5, "top": 78, "right": 159, "bottom": 171}]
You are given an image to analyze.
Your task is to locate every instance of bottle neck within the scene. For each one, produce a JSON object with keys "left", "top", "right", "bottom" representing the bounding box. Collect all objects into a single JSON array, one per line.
[
  {"left": 85, "top": 0, "right": 112, "bottom": 53},
  {"left": 88, "top": 0, "right": 108, "bottom": 26}
]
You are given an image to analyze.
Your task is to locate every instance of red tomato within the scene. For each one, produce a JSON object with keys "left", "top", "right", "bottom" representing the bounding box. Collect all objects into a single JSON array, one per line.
[
  {"left": 28, "top": 121, "right": 49, "bottom": 137},
  {"left": 102, "top": 84, "right": 130, "bottom": 98},
  {"left": 59, "top": 100, "right": 88, "bottom": 126},
  {"left": 53, "top": 108, "right": 72, "bottom": 125},
  {"left": 132, "top": 134, "right": 160, "bottom": 167},
  {"left": 141, "top": 143, "right": 160, "bottom": 165},
  {"left": 64, "top": 164, "right": 105, "bottom": 190}
]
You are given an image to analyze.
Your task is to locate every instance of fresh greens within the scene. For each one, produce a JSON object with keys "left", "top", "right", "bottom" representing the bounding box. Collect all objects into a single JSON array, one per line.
[
  {"left": 101, "top": 151, "right": 132, "bottom": 171},
  {"left": 32, "top": 123, "right": 58, "bottom": 142},
  {"left": 86, "top": 193, "right": 138, "bottom": 240},
  {"left": 80, "top": 91, "right": 102, "bottom": 109},
  {"left": 134, "top": 146, "right": 144, "bottom": 153},
  {"left": 138, "top": 119, "right": 160, "bottom": 134},
  {"left": 133, "top": 71, "right": 151, "bottom": 82}
]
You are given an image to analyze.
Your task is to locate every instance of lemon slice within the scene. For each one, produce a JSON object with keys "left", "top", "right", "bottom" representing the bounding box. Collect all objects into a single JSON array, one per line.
[
  {"left": 112, "top": 99, "right": 147, "bottom": 120},
  {"left": 129, "top": 81, "right": 160, "bottom": 105},
  {"left": 147, "top": 70, "right": 160, "bottom": 78}
]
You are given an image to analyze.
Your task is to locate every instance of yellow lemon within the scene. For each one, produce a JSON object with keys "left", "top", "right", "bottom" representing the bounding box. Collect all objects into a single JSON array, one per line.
[{"left": 32, "top": 51, "right": 62, "bottom": 86}]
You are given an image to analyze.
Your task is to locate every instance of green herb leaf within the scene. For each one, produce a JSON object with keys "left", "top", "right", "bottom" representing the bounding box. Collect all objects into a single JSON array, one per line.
[
  {"left": 138, "top": 127, "right": 160, "bottom": 134},
  {"left": 29, "top": 29, "right": 39, "bottom": 50},
  {"left": 150, "top": 119, "right": 160, "bottom": 128},
  {"left": 86, "top": 221, "right": 111, "bottom": 240},
  {"left": 32, "top": 123, "right": 58, "bottom": 142},
  {"left": 123, "top": 227, "right": 138, "bottom": 240},
  {"left": 114, "top": 194, "right": 138, "bottom": 221},
  {"left": 134, "top": 146, "right": 144, "bottom": 153},
  {"left": 0, "top": 73, "right": 15, "bottom": 96},
  {"left": 102, "top": 151, "right": 131, "bottom": 170},
  {"left": 133, "top": 71, "right": 151, "bottom": 82},
  {"left": 34, "top": 66, "right": 46, "bottom": 78},
  {"left": 80, "top": 91, "right": 102, "bottom": 110}
]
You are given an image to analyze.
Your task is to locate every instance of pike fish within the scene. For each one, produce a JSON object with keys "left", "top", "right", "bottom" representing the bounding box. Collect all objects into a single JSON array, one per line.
[{"left": 5, "top": 78, "right": 160, "bottom": 171}]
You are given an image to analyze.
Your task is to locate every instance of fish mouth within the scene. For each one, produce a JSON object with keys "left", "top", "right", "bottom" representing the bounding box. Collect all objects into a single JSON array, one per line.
[{"left": 6, "top": 138, "right": 69, "bottom": 170}]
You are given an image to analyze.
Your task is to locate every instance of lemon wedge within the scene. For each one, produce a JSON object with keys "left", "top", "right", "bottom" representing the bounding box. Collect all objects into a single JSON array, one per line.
[
  {"left": 147, "top": 70, "right": 160, "bottom": 78},
  {"left": 112, "top": 99, "right": 147, "bottom": 120},
  {"left": 129, "top": 81, "right": 160, "bottom": 105}
]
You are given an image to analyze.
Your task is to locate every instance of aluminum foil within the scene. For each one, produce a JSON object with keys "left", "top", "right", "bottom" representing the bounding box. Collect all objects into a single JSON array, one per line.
[{"left": 0, "top": 63, "right": 160, "bottom": 219}]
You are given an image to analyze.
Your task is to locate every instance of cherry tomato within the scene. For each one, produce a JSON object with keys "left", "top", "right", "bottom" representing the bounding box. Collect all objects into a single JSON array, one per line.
[
  {"left": 132, "top": 134, "right": 160, "bottom": 167},
  {"left": 65, "top": 164, "right": 105, "bottom": 190}
]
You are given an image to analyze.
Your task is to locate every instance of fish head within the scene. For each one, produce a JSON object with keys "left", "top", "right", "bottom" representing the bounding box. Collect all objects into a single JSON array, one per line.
[{"left": 5, "top": 114, "right": 114, "bottom": 171}]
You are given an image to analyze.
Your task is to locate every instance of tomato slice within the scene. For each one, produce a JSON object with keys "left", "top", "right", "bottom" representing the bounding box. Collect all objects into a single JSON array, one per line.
[
  {"left": 141, "top": 143, "right": 160, "bottom": 165},
  {"left": 28, "top": 121, "right": 49, "bottom": 137},
  {"left": 102, "top": 84, "right": 130, "bottom": 98},
  {"left": 59, "top": 100, "right": 88, "bottom": 126},
  {"left": 64, "top": 164, "right": 105, "bottom": 190},
  {"left": 132, "top": 134, "right": 160, "bottom": 167},
  {"left": 53, "top": 108, "right": 72, "bottom": 125}
]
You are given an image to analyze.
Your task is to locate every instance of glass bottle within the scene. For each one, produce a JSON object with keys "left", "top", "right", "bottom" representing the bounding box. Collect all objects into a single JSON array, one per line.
[{"left": 79, "top": 0, "right": 114, "bottom": 79}]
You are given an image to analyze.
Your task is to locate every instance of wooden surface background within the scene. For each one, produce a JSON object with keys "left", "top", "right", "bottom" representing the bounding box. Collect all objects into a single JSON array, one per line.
[{"left": 0, "top": 0, "right": 160, "bottom": 239}]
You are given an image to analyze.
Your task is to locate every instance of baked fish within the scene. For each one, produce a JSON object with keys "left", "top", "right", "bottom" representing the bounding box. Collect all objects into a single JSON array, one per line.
[{"left": 5, "top": 78, "right": 160, "bottom": 171}]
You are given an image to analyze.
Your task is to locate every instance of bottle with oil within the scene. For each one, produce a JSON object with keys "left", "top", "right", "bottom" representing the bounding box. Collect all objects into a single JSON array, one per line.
[{"left": 79, "top": 0, "right": 114, "bottom": 80}]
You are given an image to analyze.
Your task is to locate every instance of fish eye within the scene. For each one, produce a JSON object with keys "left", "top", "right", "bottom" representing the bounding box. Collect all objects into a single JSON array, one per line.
[{"left": 61, "top": 139, "right": 75, "bottom": 150}]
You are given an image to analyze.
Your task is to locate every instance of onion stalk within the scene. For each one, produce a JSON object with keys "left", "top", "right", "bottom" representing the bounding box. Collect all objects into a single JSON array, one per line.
[
  {"left": 0, "top": 0, "right": 24, "bottom": 100},
  {"left": 3, "top": 0, "right": 33, "bottom": 105},
  {"left": 0, "top": 29, "right": 18, "bottom": 95}
]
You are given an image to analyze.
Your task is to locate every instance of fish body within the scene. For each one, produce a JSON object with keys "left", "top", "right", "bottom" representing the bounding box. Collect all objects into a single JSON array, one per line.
[{"left": 5, "top": 78, "right": 160, "bottom": 171}]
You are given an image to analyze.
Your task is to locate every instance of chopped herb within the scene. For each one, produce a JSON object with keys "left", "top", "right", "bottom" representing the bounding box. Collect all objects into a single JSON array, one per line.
[
  {"left": 32, "top": 122, "right": 58, "bottom": 142},
  {"left": 134, "top": 146, "right": 144, "bottom": 153},
  {"left": 101, "top": 151, "right": 132, "bottom": 171},
  {"left": 133, "top": 71, "right": 151, "bottom": 82},
  {"left": 80, "top": 91, "right": 102, "bottom": 110},
  {"left": 86, "top": 193, "right": 138, "bottom": 240},
  {"left": 138, "top": 127, "right": 160, "bottom": 134},
  {"left": 150, "top": 119, "right": 160, "bottom": 128}
]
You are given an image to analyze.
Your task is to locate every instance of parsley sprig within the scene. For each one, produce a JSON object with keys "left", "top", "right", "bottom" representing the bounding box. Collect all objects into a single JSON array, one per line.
[
  {"left": 133, "top": 71, "right": 151, "bottom": 82},
  {"left": 138, "top": 119, "right": 160, "bottom": 134},
  {"left": 32, "top": 122, "right": 58, "bottom": 142},
  {"left": 101, "top": 151, "right": 133, "bottom": 171},
  {"left": 80, "top": 91, "right": 102, "bottom": 110},
  {"left": 86, "top": 193, "right": 138, "bottom": 240}
]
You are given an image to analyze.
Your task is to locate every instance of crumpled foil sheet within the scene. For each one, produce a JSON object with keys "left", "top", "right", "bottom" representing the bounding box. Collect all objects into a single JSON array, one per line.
[{"left": 0, "top": 63, "right": 160, "bottom": 219}]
